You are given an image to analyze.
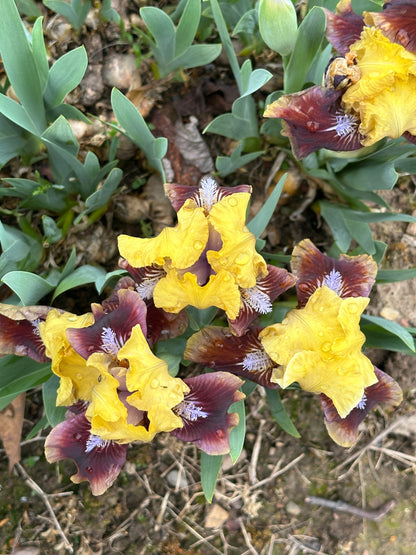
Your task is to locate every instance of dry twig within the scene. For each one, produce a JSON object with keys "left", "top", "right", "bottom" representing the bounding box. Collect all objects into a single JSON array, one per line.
[{"left": 15, "top": 462, "right": 73, "bottom": 553}]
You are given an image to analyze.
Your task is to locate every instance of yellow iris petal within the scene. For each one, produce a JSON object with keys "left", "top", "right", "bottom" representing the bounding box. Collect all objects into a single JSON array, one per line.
[
  {"left": 118, "top": 199, "right": 209, "bottom": 269},
  {"left": 207, "top": 193, "right": 267, "bottom": 289},
  {"left": 39, "top": 309, "right": 96, "bottom": 406},
  {"left": 119, "top": 324, "right": 188, "bottom": 411},
  {"left": 153, "top": 269, "right": 241, "bottom": 319},
  {"left": 260, "top": 286, "right": 377, "bottom": 418},
  {"left": 85, "top": 346, "right": 185, "bottom": 443},
  {"left": 355, "top": 77, "right": 416, "bottom": 144},
  {"left": 343, "top": 27, "right": 416, "bottom": 144}
]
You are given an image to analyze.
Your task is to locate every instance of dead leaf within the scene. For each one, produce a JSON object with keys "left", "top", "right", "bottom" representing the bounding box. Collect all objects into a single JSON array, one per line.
[
  {"left": 174, "top": 116, "right": 214, "bottom": 173},
  {"left": 0, "top": 392, "right": 26, "bottom": 472}
]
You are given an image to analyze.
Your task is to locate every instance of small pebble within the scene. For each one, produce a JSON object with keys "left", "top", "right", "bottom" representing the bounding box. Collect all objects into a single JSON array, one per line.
[
  {"left": 286, "top": 500, "right": 301, "bottom": 516},
  {"left": 166, "top": 469, "right": 188, "bottom": 489},
  {"left": 380, "top": 307, "right": 400, "bottom": 321}
]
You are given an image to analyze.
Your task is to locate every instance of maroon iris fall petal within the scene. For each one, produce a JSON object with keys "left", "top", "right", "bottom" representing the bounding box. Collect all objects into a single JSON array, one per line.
[
  {"left": 264, "top": 86, "right": 364, "bottom": 159},
  {"left": 323, "top": 0, "right": 364, "bottom": 55},
  {"left": 184, "top": 326, "right": 278, "bottom": 389},
  {"left": 45, "top": 412, "right": 127, "bottom": 495},
  {"left": 291, "top": 239, "right": 377, "bottom": 307},
  {"left": 172, "top": 372, "right": 245, "bottom": 455},
  {"left": 230, "top": 265, "right": 297, "bottom": 336},
  {"left": 145, "top": 299, "right": 188, "bottom": 346},
  {"left": 101, "top": 276, "right": 137, "bottom": 312},
  {"left": 0, "top": 305, "right": 55, "bottom": 362},
  {"left": 66, "top": 289, "right": 148, "bottom": 359},
  {"left": 320, "top": 367, "right": 403, "bottom": 447},
  {"left": 365, "top": 0, "right": 416, "bottom": 54},
  {"left": 164, "top": 179, "right": 252, "bottom": 212}
]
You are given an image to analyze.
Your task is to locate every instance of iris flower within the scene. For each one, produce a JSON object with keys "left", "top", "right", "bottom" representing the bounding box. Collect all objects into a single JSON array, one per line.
[
  {"left": 0, "top": 281, "right": 244, "bottom": 494},
  {"left": 118, "top": 176, "right": 296, "bottom": 335},
  {"left": 264, "top": 0, "right": 416, "bottom": 158},
  {"left": 185, "top": 239, "right": 402, "bottom": 446}
]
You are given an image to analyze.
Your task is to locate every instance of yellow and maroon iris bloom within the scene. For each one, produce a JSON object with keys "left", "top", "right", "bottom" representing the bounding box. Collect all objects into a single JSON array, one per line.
[
  {"left": 260, "top": 285, "right": 377, "bottom": 419},
  {"left": 265, "top": 0, "right": 416, "bottom": 158},
  {"left": 118, "top": 177, "right": 293, "bottom": 334},
  {"left": 0, "top": 282, "right": 244, "bottom": 494},
  {"left": 185, "top": 239, "right": 402, "bottom": 446}
]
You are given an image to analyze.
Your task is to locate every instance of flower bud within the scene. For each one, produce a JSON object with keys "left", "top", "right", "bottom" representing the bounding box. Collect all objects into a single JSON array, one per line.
[{"left": 258, "top": 0, "right": 298, "bottom": 56}]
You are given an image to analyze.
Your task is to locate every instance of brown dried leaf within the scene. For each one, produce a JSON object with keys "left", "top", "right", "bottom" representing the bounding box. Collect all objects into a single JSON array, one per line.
[{"left": 0, "top": 392, "right": 25, "bottom": 472}]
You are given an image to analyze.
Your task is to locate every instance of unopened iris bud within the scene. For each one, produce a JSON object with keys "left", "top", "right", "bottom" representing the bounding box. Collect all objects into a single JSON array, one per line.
[{"left": 258, "top": 0, "right": 298, "bottom": 56}]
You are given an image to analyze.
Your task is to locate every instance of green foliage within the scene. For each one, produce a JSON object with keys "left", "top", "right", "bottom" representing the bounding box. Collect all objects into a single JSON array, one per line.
[
  {"left": 201, "top": 452, "right": 222, "bottom": 503},
  {"left": 283, "top": 7, "right": 327, "bottom": 93},
  {"left": 43, "top": 0, "right": 91, "bottom": 32},
  {"left": 0, "top": 355, "right": 51, "bottom": 411},
  {"left": 0, "top": 221, "right": 43, "bottom": 279},
  {"left": 111, "top": 88, "right": 167, "bottom": 180},
  {"left": 43, "top": 374, "right": 66, "bottom": 427},
  {"left": 266, "top": 389, "right": 300, "bottom": 438},
  {"left": 140, "top": 0, "right": 221, "bottom": 77}
]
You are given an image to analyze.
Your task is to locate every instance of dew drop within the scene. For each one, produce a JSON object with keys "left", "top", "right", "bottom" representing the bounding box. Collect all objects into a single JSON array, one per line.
[
  {"left": 321, "top": 342, "right": 331, "bottom": 353},
  {"left": 298, "top": 283, "right": 309, "bottom": 292},
  {"left": 85, "top": 466, "right": 93, "bottom": 474},
  {"left": 150, "top": 378, "right": 159, "bottom": 388},
  {"left": 228, "top": 197, "right": 238, "bottom": 207},
  {"left": 194, "top": 240, "right": 203, "bottom": 250},
  {"left": 348, "top": 303, "right": 358, "bottom": 313},
  {"left": 198, "top": 345, "right": 208, "bottom": 353},
  {"left": 235, "top": 253, "right": 249, "bottom": 265},
  {"left": 76, "top": 373, "right": 83, "bottom": 380},
  {"left": 73, "top": 432, "right": 82, "bottom": 442},
  {"left": 306, "top": 121, "right": 319, "bottom": 132},
  {"left": 215, "top": 429, "right": 225, "bottom": 439}
]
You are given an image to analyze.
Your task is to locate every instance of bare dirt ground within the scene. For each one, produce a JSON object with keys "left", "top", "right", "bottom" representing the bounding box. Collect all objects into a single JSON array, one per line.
[{"left": 1, "top": 2, "right": 416, "bottom": 554}]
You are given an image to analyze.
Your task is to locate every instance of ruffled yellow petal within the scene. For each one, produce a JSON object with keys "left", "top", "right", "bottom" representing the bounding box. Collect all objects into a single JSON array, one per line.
[
  {"left": 153, "top": 269, "right": 242, "bottom": 319},
  {"left": 260, "top": 286, "right": 377, "bottom": 418},
  {"left": 39, "top": 309, "right": 96, "bottom": 406},
  {"left": 85, "top": 351, "right": 177, "bottom": 443},
  {"left": 119, "top": 325, "right": 188, "bottom": 411},
  {"left": 343, "top": 27, "right": 416, "bottom": 144},
  {"left": 207, "top": 193, "right": 267, "bottom": 288},
  {"left": 355, "top": 77, "right": 416, "bottom": 144},
  {"left": 118, "top": 199, "right": 209, "bottom": 270},
  {"left": 85, "top": 354, "right": 127, "bottom": 424}
]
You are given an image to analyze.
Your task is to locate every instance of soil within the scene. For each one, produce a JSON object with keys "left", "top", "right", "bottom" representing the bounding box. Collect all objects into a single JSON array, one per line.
[{"left": 1, "top": 2, "right": 416, "bottom": 554}]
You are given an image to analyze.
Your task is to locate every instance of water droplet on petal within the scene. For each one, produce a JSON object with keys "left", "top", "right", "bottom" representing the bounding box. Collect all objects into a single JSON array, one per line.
[
  {"left": 321, "top": 342, "right": 331, "bottom": 353},
  {"left": 215, "top": 429, "right": 225, "bottom": 439},
  {"left": 306, "top": 121, "right": 319, "bottom": 132},
  {"left": 194, "top": 240, "right": 203, "bottom": 250},
  {"left": 73, "top": 433, "right": 82, "bottom": 442},
  {"left": 298, "top": 283, "right": 309, "bottom": 292},
  {"left": 76, "top": 373, "right": 83, "bottom": 380},
  {"left": 228, "top": 197, "right": 238, "bottom": 207},
  {"left": 348, "top": 303, "right": 358, "bottom": 313},
  {"left": 85, "top": 466, "right": 93, "bottom": 474},
  {"left": 235, "top": 253, "right": 249, "bottom": 265},
  {"left": 150, "top": 378, "right": 159, "bottom": 388}
]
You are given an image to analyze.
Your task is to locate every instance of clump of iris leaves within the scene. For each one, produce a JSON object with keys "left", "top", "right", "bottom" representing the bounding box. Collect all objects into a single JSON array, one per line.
[{"left": 0, "top": 0, "right": 415, "bottom": 501}]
